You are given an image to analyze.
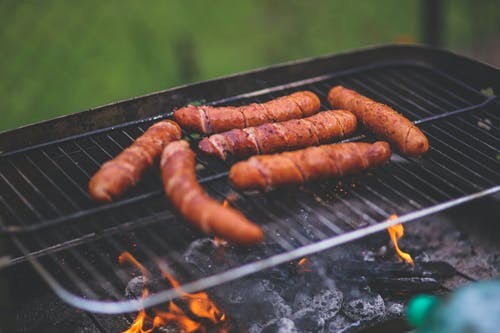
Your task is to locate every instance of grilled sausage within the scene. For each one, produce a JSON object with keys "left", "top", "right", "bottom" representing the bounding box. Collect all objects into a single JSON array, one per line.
[
  {"left": 174, "top": 91, "right": 321, "bottom": 134},
  {"left": 198, "top": 110, "right": 357, "bottom": 160},
  {"left": 327, "top": 86, "right": 428, "bottom": 156},
  {"left": 88, "top": 120, "right": 181, "bottom": 202},
  {"left": 161, "top": 140, "right": 263, "bottom": 245},
  {"left": 229, "top": 141, "right": 391, "bottom": 191}
]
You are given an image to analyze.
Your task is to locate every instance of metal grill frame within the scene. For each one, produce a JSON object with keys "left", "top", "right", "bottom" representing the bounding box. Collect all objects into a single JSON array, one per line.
[{"left": 1, "top": 45, "right": 499, "bottom": 314}]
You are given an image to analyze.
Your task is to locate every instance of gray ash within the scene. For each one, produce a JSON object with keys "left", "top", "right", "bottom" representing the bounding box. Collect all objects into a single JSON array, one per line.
[
  {"left": 385, "top": 302, "right": 405, "bottom": 318},
  {"left": 310, "top": 289, "right": 343, "bottom": 321},
  {"left": 327, "top": 314, "right": 357, "bottom": 333},
  {"left": 183, "top": 238, "right": 227, "bottom": 275},
  {"left": 212, "top": 256, "right": 404, "bottom": 333},
  {"left": 261, "top": 318, "right": 297, "bottom": 333},
  {"left": 125, "top": 275, "right": 146, "bottom": 299},
  {"left": 342, "top": 289, "right": 385, "bottom": 321},
  {"left": 291, "top": 309, "right": 325, "bottom": 333}
]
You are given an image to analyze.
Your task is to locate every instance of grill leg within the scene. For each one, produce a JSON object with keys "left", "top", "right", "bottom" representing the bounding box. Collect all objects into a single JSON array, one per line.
[{"left": 421, "top": 0, "right": 445, "bottom": 47}]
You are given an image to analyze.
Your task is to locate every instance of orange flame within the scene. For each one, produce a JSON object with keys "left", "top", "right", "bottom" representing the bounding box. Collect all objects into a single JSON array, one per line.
[
  {"left": 119, "top": 252, "right": 149, "bottom": 277},
  {"left": 153, "top": 302, "right": 201, "bottom": 333},
  {"left": 120, "top": 252, "right": 227, "bottom": 333},
  {"left": 162, "top": 269, "right": 226, "bottom": 324},
  {"left": 122, "top": 289, "right": 153, "bottom": 333},
  {"left": 386, "top": 215, "right": 414, "bottom": 266},
  {"left": 123, "top": 309, "right": 152, "bottom": 333}
]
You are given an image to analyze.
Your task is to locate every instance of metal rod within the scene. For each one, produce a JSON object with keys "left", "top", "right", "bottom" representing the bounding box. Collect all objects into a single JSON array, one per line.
[{"left": 18, "top": 186, "right": 499, "bottom": 314}]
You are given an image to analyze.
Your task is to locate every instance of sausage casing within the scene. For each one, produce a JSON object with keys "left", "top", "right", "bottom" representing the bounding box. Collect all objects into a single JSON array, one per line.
[
  {"left": 327, "top": 86, "right": 428, "bottom": 156},
  {"left": 229, "top": 141, "right": 391, "bottom": 191},
  {"left": 174, "top": 91, "right": 321, "bottom": 134},
  {"left": 161, "top": 140, "right": 263, "bottom": 245},
  {"left": 88, "top": 120, "right": 181, "bottom": 202},
  {"left": 198, "top": 110, "right": 357, "bottom": 160}
]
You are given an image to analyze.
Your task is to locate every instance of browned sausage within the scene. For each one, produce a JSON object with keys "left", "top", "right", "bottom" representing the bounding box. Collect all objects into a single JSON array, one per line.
[
  {"left": 198, "top": 110, "right": 357, "bottom": 160},
  {"left": 174, "top": 91, "right": 321, "bottom": 134},
  {"left": 88, "top": 120, "right": 181, "bottom": 202},
  {"left": 229, "top": 141, "right": 391, "bottom": 191},
  {"left": 327, "top": 86, "right": 429, "bottom": 156},
  {"left": 161, "top": 140, "right": 263, "bottom": 245}
]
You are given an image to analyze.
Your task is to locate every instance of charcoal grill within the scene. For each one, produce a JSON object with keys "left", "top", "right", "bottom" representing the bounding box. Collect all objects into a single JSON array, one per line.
[{"left": 0, "top": 44, "right": 499, "bottom": 315}]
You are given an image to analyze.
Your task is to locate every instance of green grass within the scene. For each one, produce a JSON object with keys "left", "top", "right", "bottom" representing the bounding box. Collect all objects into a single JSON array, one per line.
[{"left": 1, "top": 0, "right": 497, "bottom": 132}]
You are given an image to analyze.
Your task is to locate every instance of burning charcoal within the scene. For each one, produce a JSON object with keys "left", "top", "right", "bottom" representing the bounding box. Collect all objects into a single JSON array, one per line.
[
  {"left": 183, "top": 238, "right": 221, "bottom": 274},
  {"left": 311, "top": 289, "right": 343, "bottom": 321},
  {"left": 311, "top": 262, "right": 338, "bottom": 291},
  {"left": 370, "top": 277, "right": 441, "bottom": 295},
  {"left": 225, "top": 280, "right": 256, "bottom": 304},
  {"left": 256, "top": 279, "right": 277, "bottom": 293},
  {"left": 362, "top": 250, "right": 376, "bottom": 261},
  {"left": 342, "top": 291, "right": 385, "bottom": 321},
  {"left": 261, "top": 318, "right": 298, "bottom": 333},
  {"left": 267, "top": 265, "right": 293, "bottom": 283},
  {"left": 292, "top": 309, "right": 325, "bottom": 333},
  {"left": 377, "top": 245, "right": 388, "bottom": 257},
  {"left": 416, "top": 262, "right": 456, "bottom": 278},
  {"left": 125, "top": 275, "right": 145, "bottom": 299},
  {"left": 414, "top": 252, "right": 431, "bottom": 262},
  {"left": 156, "top": 325, "right": 181, "bottom": 333},
  {"left": 330, "top": 260, "right": 456, "bottom": 280},
  {"left": 292, "top": 292, "right": 313, "bottom": 312},
  {"left": 266, "top": 291, "right": 293, "bottom": 319},
  {"left": 279, "top": 275, "right": 310, "bottom": 303},
  {"left": 230, "top": 279, "right": 278, "bottom": 303},
  {"left": 249, "top": 323, "right": 263, "bottom": 333},
  {"left": 223, "top": 279, "right": 290, "bottom": 322},
  {"left": 124, "top": 275, "right": 163, "bottom": 299},
  {"left": 226, "top": 291, "right": 244, "bottom": 305},
  {"left": 385, "top": 302, "right": 405, "bottom": 317},
  {"left": 231, "top": 302, "right": 276, "bottom": 323}
]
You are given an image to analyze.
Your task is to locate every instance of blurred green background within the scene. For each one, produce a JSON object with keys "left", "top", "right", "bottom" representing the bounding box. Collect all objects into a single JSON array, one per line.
[{"left": 0, "top": 0, "right": 499, "bottom": 132}]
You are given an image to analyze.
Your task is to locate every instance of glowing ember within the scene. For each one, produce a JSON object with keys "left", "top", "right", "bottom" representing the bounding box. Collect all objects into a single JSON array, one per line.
[
  {"left": 296, "top": 257, "right": 313, "bottom": 273},
  {"left": 120, "top": 252, "right": 227, "bottom": 333},
  {"left": 214, "top": 236, "right": 228, "bottom": 247},
  {"left": 386, "top": 215, "right": 414, "bottom": 266}
]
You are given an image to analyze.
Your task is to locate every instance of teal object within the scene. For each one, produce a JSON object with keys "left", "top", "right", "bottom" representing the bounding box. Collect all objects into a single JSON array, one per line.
[
  {"left": 407, "top": 295, "right": 439, "bottom": 330},
  {"left": 406, "top": 280, "right": 500, "bottom": 333}
]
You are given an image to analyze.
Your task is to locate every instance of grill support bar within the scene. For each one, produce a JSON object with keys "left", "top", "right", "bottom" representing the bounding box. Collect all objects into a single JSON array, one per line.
[{"left": 0, "top": 95, "right": 496, "bottom": 235}]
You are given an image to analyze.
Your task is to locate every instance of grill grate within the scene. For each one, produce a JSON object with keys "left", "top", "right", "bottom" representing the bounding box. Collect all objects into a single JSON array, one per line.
[{"left": 1, "top": 59, "right": 499, "bottom": 313}]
